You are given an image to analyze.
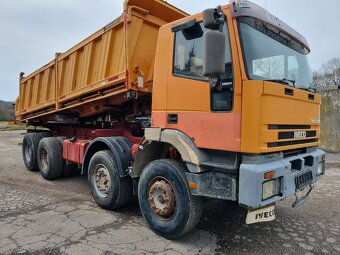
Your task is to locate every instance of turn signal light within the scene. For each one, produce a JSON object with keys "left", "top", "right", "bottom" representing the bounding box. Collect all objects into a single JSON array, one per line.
[
  {"left": 188, "top": 181, "right": 197, "bottom": 190},
  {"left": 264, "top": 171, "right": 275, "bottom": 180}
]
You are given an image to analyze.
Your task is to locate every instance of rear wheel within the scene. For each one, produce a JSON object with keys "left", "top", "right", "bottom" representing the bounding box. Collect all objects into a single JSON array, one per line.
[
  {"left": 88, "top": 150, "right": 132, "bottom": 210},
  {"left": 37, "top": 137, "right": 64, "bottom": 180},
  {"left": 22, "top": 133, "right": 45, "bottom": 171},
  {"left": 138, "top": 159, "right": 203, "bottom": 239}
]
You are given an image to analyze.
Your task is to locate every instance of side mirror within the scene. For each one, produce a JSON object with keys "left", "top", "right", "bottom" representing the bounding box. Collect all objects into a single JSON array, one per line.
[
  {"left": 203, "top": 9, "right": 220, "bottom": 30},
  {"left": 203, "top": 31, "right": 226, "bottom": 77},
  {"left": 203, "top": 6, "right": 225, "bottom": 31}
]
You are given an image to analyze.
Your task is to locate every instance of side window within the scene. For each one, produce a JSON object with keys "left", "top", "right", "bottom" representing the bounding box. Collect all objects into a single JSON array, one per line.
[
  {"left": 173, "top": 22, "right": 234, "bottom": 112},
  {"left": 174, "top": 24, "right": 207, "bottom": 80}
]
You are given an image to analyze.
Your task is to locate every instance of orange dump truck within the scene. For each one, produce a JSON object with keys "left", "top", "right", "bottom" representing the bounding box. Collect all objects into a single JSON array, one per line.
[{"left": 17, "top": 0, "right": 325, "bottom": 238}]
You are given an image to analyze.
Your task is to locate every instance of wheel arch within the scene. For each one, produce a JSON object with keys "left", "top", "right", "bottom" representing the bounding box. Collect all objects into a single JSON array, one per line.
[
  {"left": 82, "top": 137, "right": 133, "bottom": 177},
  {"left": 131, "top": 140, "right": 171, "bottom": 178},
  {"left": 131, "top": 129, "right": 207, "bottom": 178}
]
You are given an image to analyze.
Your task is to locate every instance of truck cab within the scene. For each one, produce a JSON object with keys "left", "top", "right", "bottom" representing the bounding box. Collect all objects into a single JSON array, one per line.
[{"left": 136, "top": 0, "right": 325, "bottom": 233}]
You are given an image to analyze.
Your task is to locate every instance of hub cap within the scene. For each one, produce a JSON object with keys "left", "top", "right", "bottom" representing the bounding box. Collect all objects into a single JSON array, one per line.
[
  {"left": 40, "top": 148, "right": 48, "bottom": 172},
  {"left": 148, "top": 178, "right": 176, "bottom": 220},
  {"left": 93, "top": 164, "right": 111, "bottom": 198}
]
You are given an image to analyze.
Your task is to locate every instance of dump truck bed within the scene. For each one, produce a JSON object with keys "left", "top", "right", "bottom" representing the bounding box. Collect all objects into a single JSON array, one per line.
[{"left": 16, "top": 0, "right": 187, "bottom": 122}]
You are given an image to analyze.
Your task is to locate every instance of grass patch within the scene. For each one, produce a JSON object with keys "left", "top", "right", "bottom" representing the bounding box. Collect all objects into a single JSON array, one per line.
[
  {"left": 0, "top": 121, "right": 47, "bottom": 131},
  {"left": 5, "top": 125, "right": 28, "bottom": 131}
]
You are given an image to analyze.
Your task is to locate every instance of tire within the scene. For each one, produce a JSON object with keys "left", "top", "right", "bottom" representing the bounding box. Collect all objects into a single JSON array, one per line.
[
  {"left": 138, "top": 159, "right": 203, "bottom": 239},
  {"left": 37, "top": 137, "right": 64, "bottom": 180},
  {"left": 88, "top": 150, "right": 132, "bottom": 210},
  {"left": 22, "top": 133, "right": 44, "bottom": 171}
]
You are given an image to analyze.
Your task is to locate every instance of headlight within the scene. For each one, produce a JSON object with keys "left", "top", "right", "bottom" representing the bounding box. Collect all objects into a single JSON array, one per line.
[
  {"left": 262, "top": 180, "right": 276, "bottom": 200},
  {"left": 317, "top": 161, "right": 324, "bottom": 176}
]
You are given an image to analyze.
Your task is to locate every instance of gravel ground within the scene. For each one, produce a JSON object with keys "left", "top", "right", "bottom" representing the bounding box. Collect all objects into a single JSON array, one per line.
[{"left": 0, "top": 131, "right": 339, "bottom": 255}]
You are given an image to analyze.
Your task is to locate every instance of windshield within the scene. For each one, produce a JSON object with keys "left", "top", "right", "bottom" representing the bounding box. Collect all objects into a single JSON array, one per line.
[{"left": 238, "top": 17, "right": 313, "bottom": 89}]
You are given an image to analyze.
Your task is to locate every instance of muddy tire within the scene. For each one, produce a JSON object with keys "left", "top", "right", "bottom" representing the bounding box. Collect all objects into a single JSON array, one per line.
[
  {"left": 22, "top": 133, "right": 43, "bottom": 171},
  {"left": 37, "top": 137, "right": 64, "bottom": 180},
  {"left": 138, "top": 159, "right": 203, "bottom": 239},
  {"left": 88, "top": 150, "right": 132, "bottom": 210}
]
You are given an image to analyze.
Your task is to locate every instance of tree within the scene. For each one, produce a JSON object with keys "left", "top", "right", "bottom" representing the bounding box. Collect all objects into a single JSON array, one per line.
[
  {"left": 313, "top": 57, "right": 340, "bottom": 90},
  {"left": 253, "top": 56, "right": 284, "bottom": 79},
  {"left": 0, "top": 100, "right": 15, "bottom": 121}
]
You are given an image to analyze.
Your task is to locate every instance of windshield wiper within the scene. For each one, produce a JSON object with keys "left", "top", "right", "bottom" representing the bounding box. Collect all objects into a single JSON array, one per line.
[
  {"left": 300, "top": 87, "right": 316, "bottom": 93},
  {"left": 264, "top": 78, "right": 296, "bottom": 87},
  {"left": 265, "top": 79, "right": 317, "bottom": 93}
]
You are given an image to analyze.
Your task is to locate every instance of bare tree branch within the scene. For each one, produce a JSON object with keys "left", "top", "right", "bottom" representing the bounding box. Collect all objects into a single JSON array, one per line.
[{"left": 314, "top": 57, "right": 340, "bottom": 90}]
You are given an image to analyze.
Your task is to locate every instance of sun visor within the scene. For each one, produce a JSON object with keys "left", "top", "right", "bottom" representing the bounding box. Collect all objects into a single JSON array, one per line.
[{"left": 230, "top": 0, "right": 310, "bottom": 54}]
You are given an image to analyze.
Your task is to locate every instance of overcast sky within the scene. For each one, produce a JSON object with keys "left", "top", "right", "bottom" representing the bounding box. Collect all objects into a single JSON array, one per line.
[{"left": 0, "top": 0, "right": 339, "bottom": 101}]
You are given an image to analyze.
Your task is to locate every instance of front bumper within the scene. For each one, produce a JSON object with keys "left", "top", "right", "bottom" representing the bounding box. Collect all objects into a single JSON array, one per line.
[{"left": 239, "top": 149, "right": 325, "bottom": 209}]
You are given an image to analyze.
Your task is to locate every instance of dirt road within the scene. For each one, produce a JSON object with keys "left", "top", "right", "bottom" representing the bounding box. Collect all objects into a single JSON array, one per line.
[{"left": 0, "top": 131, "right": 339, "bottom": 254}]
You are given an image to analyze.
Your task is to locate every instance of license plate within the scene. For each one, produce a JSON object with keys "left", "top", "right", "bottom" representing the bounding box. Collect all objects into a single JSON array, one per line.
[{"left": 246, "top": 205, "right": 276, "bottom": 224}]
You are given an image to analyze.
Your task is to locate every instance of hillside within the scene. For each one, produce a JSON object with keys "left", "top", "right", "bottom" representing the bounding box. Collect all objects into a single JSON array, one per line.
[{"left": 0, "top": 100, "right": 15, "bottom": 121}]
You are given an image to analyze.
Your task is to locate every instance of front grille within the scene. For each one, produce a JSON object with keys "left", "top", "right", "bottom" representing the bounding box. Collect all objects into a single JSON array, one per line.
[
  {"left": 269, "top": 124, "right": 311, "bottom": 130},
  {"left": 268, "top": 139, "right": 318, "bottom": 148},
  {"left": 278, "top": 131, "right": 317, "bottom": 140},
  {"left": 295, "top": 171, "right": 313, "bottom": 190}
]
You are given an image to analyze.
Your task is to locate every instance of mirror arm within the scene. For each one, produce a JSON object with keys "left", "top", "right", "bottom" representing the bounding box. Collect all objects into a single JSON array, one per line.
[
  {"left": 210, "top": 75, "right": 223, "bottom": 92},
  {"left": 217, "top": 6, "right": 225, "bottom": 33}
]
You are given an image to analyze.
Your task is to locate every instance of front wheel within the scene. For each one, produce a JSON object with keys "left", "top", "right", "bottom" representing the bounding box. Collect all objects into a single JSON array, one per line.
[{"left": 138, "top": 159, "right": 203, "bottom": 239}]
